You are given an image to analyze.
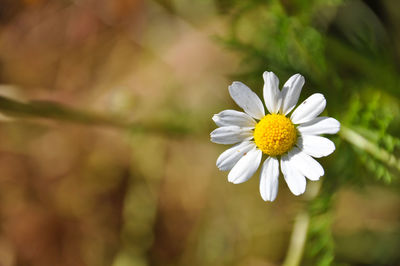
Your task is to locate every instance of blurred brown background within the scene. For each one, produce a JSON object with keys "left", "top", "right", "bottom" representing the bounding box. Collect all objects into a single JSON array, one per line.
[{"left": 0, "top": 0, "right": 399, "bottom": 266}]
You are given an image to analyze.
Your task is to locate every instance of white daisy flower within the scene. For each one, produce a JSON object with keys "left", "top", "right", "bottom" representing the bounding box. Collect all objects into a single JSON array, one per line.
[{"left": 210, "top": 71, "right": 340, "bottom": 202}]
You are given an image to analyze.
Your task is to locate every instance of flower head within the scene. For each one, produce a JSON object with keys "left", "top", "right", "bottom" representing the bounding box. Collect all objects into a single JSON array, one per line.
[{"left": 211, "top": 71, "right": 340, "bottom": 201}]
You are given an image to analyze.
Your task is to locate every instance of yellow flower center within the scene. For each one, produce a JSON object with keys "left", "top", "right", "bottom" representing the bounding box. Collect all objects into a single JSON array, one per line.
[{"left": 253, "top": 114, "right": 297, "bottom": 156}]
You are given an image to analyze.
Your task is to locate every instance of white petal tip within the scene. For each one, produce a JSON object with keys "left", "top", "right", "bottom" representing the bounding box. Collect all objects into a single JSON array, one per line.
[
  {"left": 217, "top": 165, "right": 231, "bottom": 171},
  {"left": 228, "top": 178, "right": 237, "bottom": 184},
  {"left": 333, "top": 121, "right": 341, "bottom": 134},
  {"left": 212, "top": 114, "right": 219, "bottom": 122},
  {"left": 291, "top": 187, "right": 306, "bottom": 196},
  {"left": 228, "top": 176, "right": 243, "bottom": 184},
  {"left": 262, "top": 71, "right": 273, "bottom": 79},
  {"left": 228, "top": 175, "right": 248, "bottom": 184},
  {"left": 292, "top": 191, "right": 305, "bottom": 196},
  {"left": 310, "top": 175, "right": 323, "bottom": 181},
  {"left": 261, "top": 196, "right": 276, "bottom": 202},
  {"left": 228, "top": 81, "right": 240, "bottom": 89},
  {"left": 295, "top": 73, "right": 305, "bottom": 81}
]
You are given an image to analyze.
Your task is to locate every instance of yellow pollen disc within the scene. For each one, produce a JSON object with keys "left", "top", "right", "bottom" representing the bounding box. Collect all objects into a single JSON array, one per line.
[{"left": 253, "top": 114, "right": 297, "bottom": 156}]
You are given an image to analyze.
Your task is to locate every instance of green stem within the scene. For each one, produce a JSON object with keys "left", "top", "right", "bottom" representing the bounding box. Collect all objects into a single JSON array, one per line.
[
  {"left": 282, "top": 211, "right": 310, "bottom": 266},
  {"left": 0, "top": 95, "right": 129, "bottom": 128},
  {"left": 340, "top": 125, "right": 400, "bottom": 172},
  {"left": 282, "top": 181, "right": 321, "bottom": 266},
  {"left": 0, "top": 95, "right": 194, "bottom": 136}
]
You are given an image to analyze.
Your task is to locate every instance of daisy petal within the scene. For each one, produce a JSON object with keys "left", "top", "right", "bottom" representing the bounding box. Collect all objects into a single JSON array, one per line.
[
  {"left": 216, "top": 141, "right": 256, "bottom": 171},
  {"left": 213, "top": 110, "right": 256, "bottom": 127},
  {"left": 228, "top": 148, "right": 262, "bottom": 184},
  {"left": 288, "top": 147, "right": 324, "bottom": 181},
  {"left": 259, "top": 157, "right": 279, "bottom": 202},
  {"left": 297, "top": 135, "right": 335, "bottom": 158},
  {"left": 297, "top": 117, "right": 340, "bottom": 135},
  {"left": 281, "top": 154, "right": 306, "bottom": 196},
  {"left": 229, "top": 82, "right": 265, "bottom": 119},
  {"left": 210, "top": 126, "right": 253, "bottom": 144},
  {"left": 280, "top": 74, "right": 305, "bottom": 115},
  {"left": 290, "top": 93, "right": 326, "bottom": 124},
  {"left": 263, "top": 71, "right": 281, "bottom": 114}
]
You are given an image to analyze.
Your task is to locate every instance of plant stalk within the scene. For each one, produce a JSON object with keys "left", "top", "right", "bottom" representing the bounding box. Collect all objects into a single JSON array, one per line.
[{"left": 282, "top": 181, "right": 321, "bottom": 266}]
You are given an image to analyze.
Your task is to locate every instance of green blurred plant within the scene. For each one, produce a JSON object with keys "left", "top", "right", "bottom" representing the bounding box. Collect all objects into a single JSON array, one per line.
[{"left": 0, "top": 95, "right": 198, "bottom": 137}]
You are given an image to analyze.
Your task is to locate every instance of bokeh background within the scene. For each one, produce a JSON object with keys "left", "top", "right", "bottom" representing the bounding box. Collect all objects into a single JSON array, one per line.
[{"left": 0, "top": 0, "right": 399, "bottom": 265}]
